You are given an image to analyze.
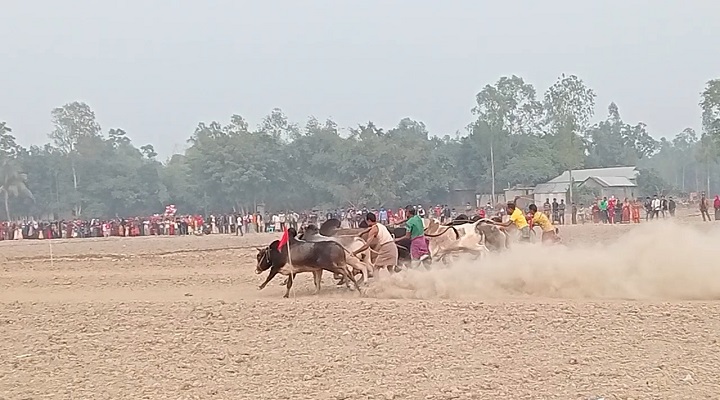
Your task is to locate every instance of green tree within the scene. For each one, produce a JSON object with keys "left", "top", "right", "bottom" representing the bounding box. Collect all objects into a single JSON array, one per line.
[
  {"left": 0, "top": 122, "right": 20, "bottom": 158},
  {"left": 471, "top": 75, "right": 543, "bottom": 199},
  {"left": 185, "top": 118, "right": 286, "bottom": 212},
  {"left": 697, "top": 133, "right": 716, "bottom": 194},
  {"left": 700, "top": 79, "right": 720, "bottom": 142},
  {"left": 543, "top": 74, "right": 596, "bottom": 170},
  {"left": 585, "top": 103, "right": 657, "bottom": 168},
  {"left": 0, "top": 159, "right": 34, "bottom": 220},
  {"left": 49, "top": 102, "right": 102, "bottom": 216},
  {"left": 258, "top": 108, "right": 300, "bottom": 141},
  {"left": 636, "top": 168, "right": 672, "bottom": 196},
  {"left": 672, "top": 128, "right": 699, "bottom": 192}
]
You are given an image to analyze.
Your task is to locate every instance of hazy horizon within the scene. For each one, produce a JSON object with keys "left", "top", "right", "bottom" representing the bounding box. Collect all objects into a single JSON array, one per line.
[{"left": 3, "top": 0, "right": 719, "bottom": 159}]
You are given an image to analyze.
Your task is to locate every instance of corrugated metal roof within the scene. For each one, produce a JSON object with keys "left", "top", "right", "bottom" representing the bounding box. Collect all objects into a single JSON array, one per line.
[
  {"left": 534, "top": 182, "right": 570, "bottom": 194},
  {"left": 548, "top": 166, "right": 637, "bottom": 183},
  {"left": 585, "top": 176, "right": 637, "bottom": 187}
]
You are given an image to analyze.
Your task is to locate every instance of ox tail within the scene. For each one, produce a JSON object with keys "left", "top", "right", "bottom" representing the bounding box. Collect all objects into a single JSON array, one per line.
[{"left": 424, "top": 225, "right": 459, "bottom": 240}]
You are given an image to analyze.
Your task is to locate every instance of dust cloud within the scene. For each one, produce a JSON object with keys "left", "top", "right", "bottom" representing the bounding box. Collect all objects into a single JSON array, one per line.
[{"left": 365, "top": 222, "right": 720, "bottom": 300}]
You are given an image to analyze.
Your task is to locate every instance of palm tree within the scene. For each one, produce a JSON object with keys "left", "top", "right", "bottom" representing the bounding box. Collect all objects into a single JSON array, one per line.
[{"left": 0, "top": 159, "right": 34, "bottom": 221}]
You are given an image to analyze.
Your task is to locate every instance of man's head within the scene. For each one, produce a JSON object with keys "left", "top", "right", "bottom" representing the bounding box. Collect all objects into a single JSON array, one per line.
[
  {"left": 529, "top": 204, "right": 538, "bottom": 213},
  {"left": 407, "top": 207, "right": 416, "bottom": 217},
  {"left": 365, "top": 212, "right": 377, "bottom": 226},
  {"left": 507, "top": 201, "right": 516, "bottom": 212}
]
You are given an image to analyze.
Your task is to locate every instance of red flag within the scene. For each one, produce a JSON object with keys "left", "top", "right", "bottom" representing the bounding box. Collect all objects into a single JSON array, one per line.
[{"left": 277, "top": 228, "right": 289, "bottom": 251}]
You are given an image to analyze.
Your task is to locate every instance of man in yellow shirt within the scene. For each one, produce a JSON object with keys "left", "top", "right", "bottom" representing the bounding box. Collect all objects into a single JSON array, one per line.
[
  {"left": 529, "top": 204, "right": 560, "bottom": 244},
  {"left": 493, "top": 201, "right": 531, "bottom": 242}
]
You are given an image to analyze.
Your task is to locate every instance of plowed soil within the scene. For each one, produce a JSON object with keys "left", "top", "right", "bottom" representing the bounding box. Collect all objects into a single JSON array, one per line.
[{"left": 2, "top": 217, "right": 720, "bottom": 399}]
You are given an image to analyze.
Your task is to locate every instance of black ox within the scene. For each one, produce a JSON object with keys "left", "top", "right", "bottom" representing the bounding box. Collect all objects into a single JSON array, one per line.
[{"left": 255, "top": 228, "right": 362, "bottom": 298}]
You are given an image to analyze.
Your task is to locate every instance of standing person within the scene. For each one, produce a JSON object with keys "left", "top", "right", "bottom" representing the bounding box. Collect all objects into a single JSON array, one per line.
[
  {"left": 528, "top": 204, "right": 559, "bottom": 244},
  {"left": 571, "top": 202, "right": 577, "bottom": 225},
  {"left": 700, "top": 192, "right": 711, "bottom": 222},
  {"left": 397, "top": 207, "right": 406, "bottom": 222},
  {"left": 442, "top": 205, "right": 451, "bottom": 224},
  {"left": 661, "top": 196, "right": 668, "bottom": 218},
  {"left": 644, "top": 197, "right": 652, "bottom": 221},
  {"left": 394, "top": 207, "right": 429, "bottom": 268},
  {"left": 631, "top": 199, "right": 642, "bottom": 223},
  {"left": 239, "top": 212, "right": 245, "bottom": 236},
  {"left": 599, "top": 197, "right": 609, "bottom": 224},
  {"left": 417, "top": 205, "right": 426, "bottom": 218},
  {"left": 551, "top": 198, "right": 559, "bottom": 224},
  {"left": 714, "top": 195, "right": 720, "bottom": 221},
  {"left": 651, "top": 195, "right": 661, "bottom": 219},
  {"left": 493, "top": 201, "right": 531, "bottom": 243},
  {"left": 591, "top": 201, "right": 600, "bottom": 223},
  {"left": 543, "top": 199, "right": 552, "bottom": 219},
  {"left": 621, "top": 198, "right": 631, "bottom": 224},
  {"left": 668, "top": 196, "right": 677, "bottom": 217},
  {"left": 379, "top": 207, "right": 388, "bottom": 224},
  {"left": 607, "top": 197, "right": 616, "bottom": 224},
  {"left": 558, "top": 199, "right": 566, "bottom": 225}
]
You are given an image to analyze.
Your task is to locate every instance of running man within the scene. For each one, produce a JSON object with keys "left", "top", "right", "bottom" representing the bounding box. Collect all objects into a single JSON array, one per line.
[
  {"left": 529, "top": 204, "right": 560, "bottom": 244},
  {"left": 493, "top": 201, "right": 531, "bottom": 243},
  {"left": 395, "top": 207, "right": 430, "bottom": 268},
  {"left": 354, "top": 212, "right": 399, "bottom": 275}
]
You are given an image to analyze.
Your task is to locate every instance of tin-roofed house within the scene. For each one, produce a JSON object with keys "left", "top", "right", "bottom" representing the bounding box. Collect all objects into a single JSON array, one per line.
[
  {"left": 533, "top": 166, "right": 638, "bottom": 205},
  {"left": 578, "top": 176, "right": 637, "bottom": 200}
]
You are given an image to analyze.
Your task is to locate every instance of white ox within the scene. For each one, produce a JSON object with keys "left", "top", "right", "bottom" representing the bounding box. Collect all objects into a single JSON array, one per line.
[{"left": 422, "top": 219, "right": 490, "bottom": 263}]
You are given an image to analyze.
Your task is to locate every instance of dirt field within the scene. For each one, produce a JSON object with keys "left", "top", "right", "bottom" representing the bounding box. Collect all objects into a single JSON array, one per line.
[{"left": 2, "top": 217, "right": 720, "bottom": 399}]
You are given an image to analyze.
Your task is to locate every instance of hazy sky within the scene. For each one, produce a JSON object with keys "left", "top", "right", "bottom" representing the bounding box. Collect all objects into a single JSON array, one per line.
[{"left": 2, "top": 1, "right": 719, "bottom": 158}]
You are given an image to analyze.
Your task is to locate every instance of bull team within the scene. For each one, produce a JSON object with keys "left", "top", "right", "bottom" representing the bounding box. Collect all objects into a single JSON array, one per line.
[{"left": 255, "top": 202, "right": 559, "bottom": 297}]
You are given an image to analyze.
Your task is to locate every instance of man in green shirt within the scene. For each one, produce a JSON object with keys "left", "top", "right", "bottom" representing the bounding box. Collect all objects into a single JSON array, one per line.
[
  {"left": 395, "top": 207, "right": 430, "bottom": 268},
  {"left": 599, "top": 197, "right": 608, "bottom": 224}
]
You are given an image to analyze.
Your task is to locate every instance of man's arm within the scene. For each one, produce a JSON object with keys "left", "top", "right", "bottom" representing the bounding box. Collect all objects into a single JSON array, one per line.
[{"left": 394, "top": 231, "right": 411, "bottom": 242}]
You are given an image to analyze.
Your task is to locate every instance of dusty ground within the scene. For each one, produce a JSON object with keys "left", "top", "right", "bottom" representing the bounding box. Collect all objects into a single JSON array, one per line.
[{"left": 2, "top": 215, "right": 720, "bottom": 399}]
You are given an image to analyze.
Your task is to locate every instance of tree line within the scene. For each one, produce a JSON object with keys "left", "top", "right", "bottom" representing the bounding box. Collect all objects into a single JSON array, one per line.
[{"left": 1, "top": 74, "right": 719, "bottom": 220}]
